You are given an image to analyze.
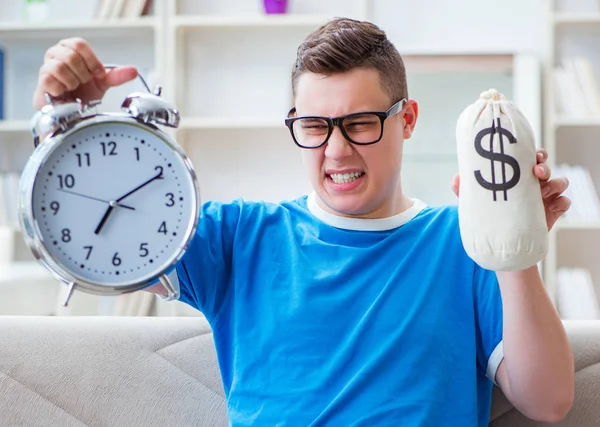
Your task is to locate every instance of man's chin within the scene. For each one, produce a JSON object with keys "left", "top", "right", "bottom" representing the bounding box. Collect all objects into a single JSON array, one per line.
[{"left": 317, "top": 192, "right": 371, "bottom": 218}]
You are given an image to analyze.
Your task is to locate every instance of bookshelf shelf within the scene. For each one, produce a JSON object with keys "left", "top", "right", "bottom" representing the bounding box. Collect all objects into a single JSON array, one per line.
[
  {"left": 553, "top": 13, "right": 600, "bottom": 25},
  {"left": 402, "top": 53, "right": 514, "bottom": 73},
  {"left": 173, "top": 14, "right": 334, "bottom": 29},
  {"left": 0, "top": 261, "right": 55, "bottom": 286},
  {"left": 179, "top": 116, "right": 284, "bottom": 130},
  {"left": 0, "top": 120, "right": 30, "bottom": 133},
  {"left": 554, "top": 117, "right": 600, "bottom": 128},
  {"left": 556, "top": 220, "right": 600, "bottom": 230},
  {"left": 0, "top": 17, "right": 157, "bottom": 34}
]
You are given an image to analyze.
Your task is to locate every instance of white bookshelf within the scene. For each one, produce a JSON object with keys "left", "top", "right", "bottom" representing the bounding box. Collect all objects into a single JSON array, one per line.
[
  {"left": 544, "top": 0, "right": 600, "bottom": 309},
  {"left": 0, "top": 0, "right": 547, "bottom": 315}
]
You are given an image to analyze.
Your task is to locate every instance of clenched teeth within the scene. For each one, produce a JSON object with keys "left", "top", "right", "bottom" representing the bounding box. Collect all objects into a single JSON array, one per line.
[{"left": 329, "top": 172, "right": 364, "bottom": 184}]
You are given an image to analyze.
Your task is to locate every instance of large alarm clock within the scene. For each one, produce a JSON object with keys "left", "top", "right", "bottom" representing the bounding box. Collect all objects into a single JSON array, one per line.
[{"left": 18, "top": 68, "right": 200, "bottom": 306}]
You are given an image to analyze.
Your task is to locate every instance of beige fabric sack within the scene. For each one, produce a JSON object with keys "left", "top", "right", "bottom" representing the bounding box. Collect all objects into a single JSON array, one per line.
[{"left": 456, "top": 89, "right": 548, "bottom": 271}]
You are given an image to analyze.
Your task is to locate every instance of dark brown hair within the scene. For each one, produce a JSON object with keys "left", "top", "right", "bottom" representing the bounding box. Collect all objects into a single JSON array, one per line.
[{"left": 291, "top": 17, "right": 408, "bottom": 103}]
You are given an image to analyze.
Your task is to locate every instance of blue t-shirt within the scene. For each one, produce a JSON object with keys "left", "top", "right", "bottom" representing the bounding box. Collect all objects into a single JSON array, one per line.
[{"left": 171, "top": 193, "right": 504, "bottom": 426}]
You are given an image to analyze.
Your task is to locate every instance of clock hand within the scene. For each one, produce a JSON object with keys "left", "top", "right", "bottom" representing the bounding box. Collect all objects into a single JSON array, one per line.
[
  {"left": 56, "top": 188, "right": 135, "bottom": 210},
  {"left": 94, "top": 204, "right": 114, "bottom": 235},
  {"left": 115, "top": 170, "right": 163, "bottom": 203},
  {"left": 94, "top": 170, "right": 162, "bottom": 235}
]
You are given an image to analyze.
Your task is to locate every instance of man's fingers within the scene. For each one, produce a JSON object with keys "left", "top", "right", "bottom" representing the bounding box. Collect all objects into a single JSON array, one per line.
[
  {"left": 46, "top": 44, "right": 92, "bottom": 86},
  {"left": 541, "top": 177, "right": 569, "bottom": 198},
  {"left": 102, "top": 66, "right": 139, "bottom": 89},
  {"left": 40, "top": 58, "right": 82, "bottom": 92},
  {"left": 58, "top": 37, "right": 105, "bottom": 78},
  {"left": 548, "top": 196, "right": 571, "bottom": 213},
  {"left": 536, "top": 148, "right": 548, "bottom": 164},
  {"left": 534, "top": 163, "right": 551, "bottom": 181},
  {"left": 451, "top": 173, "right": 460, "bottom": 197},
  {"left": 37, "top": 72, "right": 67, "bottom": 98},
  {"left": 44, "top": 46, "right": 89, "bottom": 88}
]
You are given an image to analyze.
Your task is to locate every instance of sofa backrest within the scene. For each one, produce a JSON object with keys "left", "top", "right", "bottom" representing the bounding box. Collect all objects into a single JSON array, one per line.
[{"left": 1, "top": 316, "right": 598, "bottom": 426}]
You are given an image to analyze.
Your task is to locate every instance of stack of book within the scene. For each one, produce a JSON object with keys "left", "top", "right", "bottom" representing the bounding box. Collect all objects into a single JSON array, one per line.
[
  {"left": 94, "top": 0, "right": 151, "bottom": 20},
  {"left": 553, "top": 163, "right": 600, "bottom": 221},
  {"left": 554, "top": 56, "right": 600, "bottom": 120}
]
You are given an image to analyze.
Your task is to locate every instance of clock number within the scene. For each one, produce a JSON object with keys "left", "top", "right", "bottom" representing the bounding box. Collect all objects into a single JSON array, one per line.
[
  {"left": 61, "top": 228, "right": 71, "bottom": 243},
  {"left": 101, "top": 141, "right": 117, "bottom": 156},
  {"left": 50, "top": 201, "right": 60, "bottom": 215},
  {"left": 158, "top": 221, "right": 167, "bottom": 234},
  {"left": 112, "top": 252, "right": 122, "bottom": 266},
  {"left": 134, "top": 147, "right": 140, "bottom": 161},
  {"left": 155, "top": 166, "right": 164, "bottom": 179},
  {"left": 139, "top": 242, "right": 149, "bottom": 257},
  {"left": 57, "top": 174, "right": 75, "bottom": 189},
  {"left": 83, "top": 245, "right": 93, "bottom": 260},
  {"left": 76, "top": 153, "right": 91, "bottom": 167},
  {"left": 165, "top": 193, "right": 175, "bottom": 207}
]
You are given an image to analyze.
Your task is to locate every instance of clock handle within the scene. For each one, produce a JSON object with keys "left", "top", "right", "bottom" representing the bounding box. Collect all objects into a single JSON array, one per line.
[{"left": 158, "top": 274, "right": 179, "bottom": 301}]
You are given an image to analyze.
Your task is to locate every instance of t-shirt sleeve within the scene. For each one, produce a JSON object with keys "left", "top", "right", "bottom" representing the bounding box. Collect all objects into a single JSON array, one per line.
[
  {"left": 473, "top": 264, "right": 504, "bottom": 385},
  {"left": 173, "top": 199, "right": 242, "bottom": 321}
]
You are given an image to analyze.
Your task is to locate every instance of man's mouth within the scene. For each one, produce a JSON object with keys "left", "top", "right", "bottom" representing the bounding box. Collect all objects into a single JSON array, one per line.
[{"left": 328, "top": 172, "right": 365, "bottom": 184}]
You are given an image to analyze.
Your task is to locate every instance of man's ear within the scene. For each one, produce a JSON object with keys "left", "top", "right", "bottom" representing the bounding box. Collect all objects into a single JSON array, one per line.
[{"left": 402, "top": 99, "right": 418, "bottom": 139}]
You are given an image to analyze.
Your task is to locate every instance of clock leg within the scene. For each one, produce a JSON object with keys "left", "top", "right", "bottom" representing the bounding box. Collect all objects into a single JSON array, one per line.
[
  {"left": 158, "top": 274, "right": 179, "bottom": 301},
  {"left": 62, "top": 281, "right": 76, "bottom": 307}
]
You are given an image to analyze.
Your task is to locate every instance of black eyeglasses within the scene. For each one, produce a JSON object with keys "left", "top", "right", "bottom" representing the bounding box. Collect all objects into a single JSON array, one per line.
[{"left": 284, "top": 99, "right": 406, "bottom": 149}]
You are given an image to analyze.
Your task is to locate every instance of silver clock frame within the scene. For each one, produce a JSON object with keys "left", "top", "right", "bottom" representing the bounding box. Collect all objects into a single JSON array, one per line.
[{"left": 18, "top": 73, "right": 200, "bottom": 306}]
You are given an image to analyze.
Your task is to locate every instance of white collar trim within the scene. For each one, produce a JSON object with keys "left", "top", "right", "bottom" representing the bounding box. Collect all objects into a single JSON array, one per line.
[{"left": 306, "top": 192, "right": 427, "bottom": 231}]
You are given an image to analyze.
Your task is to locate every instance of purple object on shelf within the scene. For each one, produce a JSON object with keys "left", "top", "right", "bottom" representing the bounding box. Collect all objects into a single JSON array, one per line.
[{"left": 263, "top": 0, "right": 288, "bottom": 14}]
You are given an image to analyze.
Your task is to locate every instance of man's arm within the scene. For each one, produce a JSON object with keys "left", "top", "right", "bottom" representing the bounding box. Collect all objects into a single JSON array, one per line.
[{"left": 495, "top": 265, "right": 574, "bottom": 423}]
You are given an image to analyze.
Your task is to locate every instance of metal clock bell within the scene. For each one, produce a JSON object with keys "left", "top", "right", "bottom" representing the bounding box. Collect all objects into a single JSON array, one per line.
[{"left": 18, "top": 67, "right": 200, "bottom": 306}]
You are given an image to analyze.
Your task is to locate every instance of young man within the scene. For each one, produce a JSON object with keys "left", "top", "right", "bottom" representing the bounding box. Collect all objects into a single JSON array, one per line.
[{"left": 34, "top": 18, "right": 573, "bottom": 426}]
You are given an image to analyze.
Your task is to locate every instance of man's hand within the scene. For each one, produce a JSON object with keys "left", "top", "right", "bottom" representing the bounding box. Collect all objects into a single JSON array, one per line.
[
  {"left": 451, "top": 148, "right": 571, "bottom": 231},
  {"left": 33, "top": 37, "right": 138, "bottom": 110}
]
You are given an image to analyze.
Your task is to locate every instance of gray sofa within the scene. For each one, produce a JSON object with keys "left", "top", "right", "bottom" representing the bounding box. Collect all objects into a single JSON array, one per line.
[{"left": 0, "top": 316, "right": 597, "bottom": 426}]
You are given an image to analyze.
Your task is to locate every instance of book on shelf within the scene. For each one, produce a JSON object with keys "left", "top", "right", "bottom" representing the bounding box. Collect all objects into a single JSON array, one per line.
[
  {"left": 94, "top": 0, "right": 151, "bottom": 20},
  {"left": 554, "top": 57, "right": 600, "bottom": 120},
  {"left": 554, "top": 163, "right": 600, "bottom": 221}
]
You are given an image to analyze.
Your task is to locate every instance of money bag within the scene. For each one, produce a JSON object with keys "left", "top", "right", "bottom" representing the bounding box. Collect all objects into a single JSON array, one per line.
[{"left": 456, "top": 89, "right": 548, "bottom": 271}]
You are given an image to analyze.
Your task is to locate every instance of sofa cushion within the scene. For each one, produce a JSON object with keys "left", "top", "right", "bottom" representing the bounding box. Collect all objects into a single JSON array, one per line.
[{"left": 0, "top": 316, "right": 228, "bottom": 427}]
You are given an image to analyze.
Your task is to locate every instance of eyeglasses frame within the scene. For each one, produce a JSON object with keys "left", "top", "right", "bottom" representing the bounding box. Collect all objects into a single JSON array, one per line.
[{"left": 284, "top": 98, "right": 407, "bottom": 149}]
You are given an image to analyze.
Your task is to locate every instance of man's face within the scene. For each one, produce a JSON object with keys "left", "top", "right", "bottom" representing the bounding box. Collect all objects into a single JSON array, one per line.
[{"left": 294, "top": 68, "right": 418, "bottom": 219}]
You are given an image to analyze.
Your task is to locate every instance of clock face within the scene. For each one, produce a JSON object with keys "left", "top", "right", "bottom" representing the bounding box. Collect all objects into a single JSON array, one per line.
[{"left": 30, "top": 119, "right": 198, "bottom": 287}]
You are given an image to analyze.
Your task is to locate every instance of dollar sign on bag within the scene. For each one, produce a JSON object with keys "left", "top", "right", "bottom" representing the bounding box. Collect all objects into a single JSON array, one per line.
[{"left": 474, "top": 117, "right": 521, "bottom": 201}]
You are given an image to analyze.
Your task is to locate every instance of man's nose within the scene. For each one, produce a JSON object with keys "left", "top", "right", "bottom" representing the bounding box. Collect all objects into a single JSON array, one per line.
[{"left": 324, "top": 127, "right": 353, "bottom": 160}]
